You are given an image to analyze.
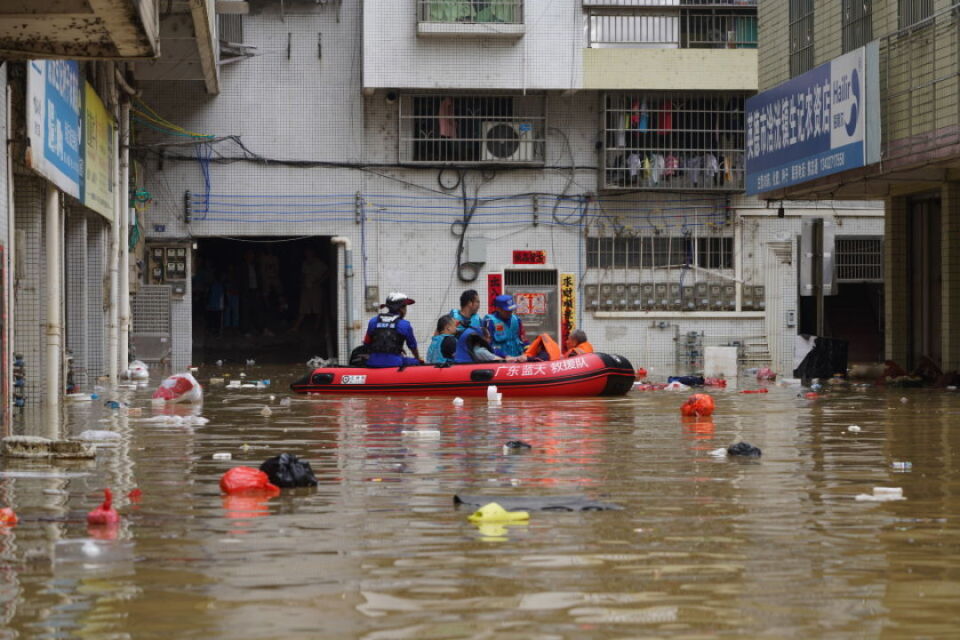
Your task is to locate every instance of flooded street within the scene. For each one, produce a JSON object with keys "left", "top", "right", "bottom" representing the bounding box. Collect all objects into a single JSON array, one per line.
[{"left": 2, "top": 367, "right": 959, "bottom": 638}]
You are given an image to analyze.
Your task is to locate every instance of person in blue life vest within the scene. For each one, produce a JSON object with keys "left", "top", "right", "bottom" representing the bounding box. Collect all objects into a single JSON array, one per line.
[
  {"left": 450, "top": 289, "right": 483, "bottom": 336},
  {"left": 483, "top": 294, "right": 529, "bottom": 358},
  {"left": 363, "top": 292, "right": 422, "bottom": 368},
  {"left": 426, "top": 315, "right": 458, "bottom": 364},
  {"left": 454, "top": 325, "right": 526, "bottom": 363}
]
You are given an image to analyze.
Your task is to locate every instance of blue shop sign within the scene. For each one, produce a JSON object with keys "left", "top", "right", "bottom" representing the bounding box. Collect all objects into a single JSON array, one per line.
[
  {"left": 746, "top": 42, "right": 879, "bottom": 195},
  {"left": 26, "top": 59, "right": 83, "bottom": 198}
]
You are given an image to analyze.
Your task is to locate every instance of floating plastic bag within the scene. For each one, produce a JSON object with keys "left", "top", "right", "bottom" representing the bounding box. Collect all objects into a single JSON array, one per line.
[
  {"left": 0, "top": 507, "right": 17, "bottom": 526},
  {"left": 152, "top": 372, "right": 203, "bottom": 404},
  {"left": 219, "top": 466, "right": 280, "bottom": 496},
  {"left": 664, "top": 381, "right": 690, "bottom": 391},
  {"left": 124, "top": 360, "right": 150, "bottom": 381},
  {"left": 727, "top": 442, "right": 762, "bottom": 457},
  {"left": 87, "top": 489, "right": 120, "bottom": 525},
  {"left": 756, "top": 367, "right": 776, "bottom": 381},
  {"left": 467, "top": 502, "right": 529, "bottom": 523},
  {"left": 680, "top": 393, "right": 715, "bottom": 417},
  {"left": 259, "top": 453, "right": 318, "bottom": 488},
  {"left": 668, "top": 375, "right": 704, "bottom": 387}
]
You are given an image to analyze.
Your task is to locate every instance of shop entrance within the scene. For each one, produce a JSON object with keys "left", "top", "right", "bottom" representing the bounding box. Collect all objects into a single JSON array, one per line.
[{"left": 192, "top": 236, "right": 337, "bottom": 364}]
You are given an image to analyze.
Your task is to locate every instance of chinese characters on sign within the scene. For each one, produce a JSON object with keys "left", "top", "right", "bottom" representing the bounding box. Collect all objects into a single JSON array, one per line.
[
  {"left": 26, "top": 60, "right": 82, "bottom": 198},
  {"left": 560, "top": 273, "right": 576, "bottom": 346},
  {"left": 512, "top": 250, "right": 546, "bottom": 265},
  {"left": 81, "top": 82, "right": 115, "bottom": 221},
  {"left": 495, "top": 357, "right": 587, "bottom": 379},
  {"left": 487, "top": 273, "right": 503, "bottom": 313}
]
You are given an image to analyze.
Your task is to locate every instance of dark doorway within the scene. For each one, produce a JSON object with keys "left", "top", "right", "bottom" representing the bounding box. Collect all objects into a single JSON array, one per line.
[
  {"left": 823, "top": 282, "right": 884, "bottom": 363},
  {"left": 191, "top": 236, "right": 337, "bottom": 364},
  {"left": 908, "top": 196, "right": 941, "bottom": 370}
]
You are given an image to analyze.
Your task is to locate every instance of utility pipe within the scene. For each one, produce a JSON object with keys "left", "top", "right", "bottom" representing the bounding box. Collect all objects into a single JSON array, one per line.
[
  {"left": 330, "top": 236, "right": 354, "bottom": 357},
  {"left": 107, "top": 68, "right": 119, "bottom": 385},
  {"left": 118, "top": 102, "right": 130, "bottom": 371},
  {"left": 44, "top": 186, "right": 62, "bottom": 440},
  {"left": 5, "top": 83, "right": 15, "bottom": 435}
]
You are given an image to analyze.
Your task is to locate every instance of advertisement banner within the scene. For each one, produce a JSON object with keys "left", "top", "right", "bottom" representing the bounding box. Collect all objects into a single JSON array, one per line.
[
  {"left": 81, "top": 82, "right": 115, "bottom": 221},
  {"left": 745, "top": 41, "right": 879, "bottom": 195},
  {"left": 487, "top": 273, "right": 503, "bottom": 314},
  {"left": 26, "top": 60, "right": 82, "bottom": 198}
]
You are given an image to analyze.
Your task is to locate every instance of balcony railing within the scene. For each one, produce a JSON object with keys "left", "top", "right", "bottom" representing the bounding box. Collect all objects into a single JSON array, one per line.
[
  {"left": 588, "top": 11, "right": 757, "bottom": 48},
  {"left": 880, "top": 3, "right": 960, "bottom": 165},
  {"left": 399, "top": 95, "right": 545, "bottom": 165},
  {"left": 582, "top": 1, "right": 756, "bottom": 7},
  {"left": 602, "top": 92, "right": 746, "bottom": 191},
  {"left": 418, "top": 0, "right": 523, "bottom": 24}
]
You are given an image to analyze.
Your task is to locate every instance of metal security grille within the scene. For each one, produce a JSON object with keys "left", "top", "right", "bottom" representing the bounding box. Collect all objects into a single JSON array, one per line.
[
  {"left": 131, "top": 285, "right": 172, "bottom": 364},
  {"left": 836, "top": 237, "right": 883, "bottom": 282},
  {"left": 586, "top": 236, "right": 733, "bottom": 268},
  {"left": 602, "top": 92, "right": 746, "bottom": 191},
  {"left": 218, "top": 14, "right": 242, "bottom": 44},
  {"left": 587, "top": 5, "right": 757, "bottom": 49},
  {"left": 789, "top": 0, "right": 815, "bottom": 77},
  {"left": 418, "top": 0, "right": 523, "bottom": 24},
  {"left": 898, "top": 0, "right": 933, "bottom": 29},
  {"left": 399, "top": 95, "right": 545, "bottom": 165},
  {"left": 842, "top": 0, "right": 872, "bottom": 53},
  {"left": 504, "top": 269, "right": 558, "bottom": 286}
]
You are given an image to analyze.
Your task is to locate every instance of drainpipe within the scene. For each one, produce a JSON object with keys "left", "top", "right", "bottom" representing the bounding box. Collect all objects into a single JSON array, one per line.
[
  {"left": 330, "top": 236, "right": 354, "bottom": 357},
  {"left": 5, "top": 83, "right": 15, "bottom": 435},
  {"left": 118, "top": 101, "right": 130, "bottom": 371},
  {"left": 45, "top": 186, "right": 62, "bottom": 439}
]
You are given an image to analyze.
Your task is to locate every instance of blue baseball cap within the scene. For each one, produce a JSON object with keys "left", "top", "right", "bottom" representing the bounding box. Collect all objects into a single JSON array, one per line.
[{"left": 494, "top": 294, "right": 517, "bottom": 311}]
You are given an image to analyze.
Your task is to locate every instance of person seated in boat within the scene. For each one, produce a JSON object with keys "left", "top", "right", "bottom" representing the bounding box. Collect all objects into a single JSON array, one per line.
[
  {"left": 426, "top": 315, "right": 458, "bottom": 364},
  {"left": 451, "top": 289, "right": 483, "bottom": 336},
  {"left": 524, "top": 333, "right": 562, "bottom": 361},
  {"left": 483, "top": 294, "right": 528, "bottom": 358},
  {"left": 455, "top": 326, "right": 526, "bottom": 363},
  {"left": 363, "top": 292, "right": 422, "bottom": 368},
  {"left": 563, "top": 330, "right": 595, "bottom": 358}
]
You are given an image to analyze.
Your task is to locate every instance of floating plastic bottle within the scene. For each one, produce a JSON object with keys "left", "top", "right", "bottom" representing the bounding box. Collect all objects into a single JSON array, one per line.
[{"left": 467, "top": 502, "right": 529, "bottom": 523}]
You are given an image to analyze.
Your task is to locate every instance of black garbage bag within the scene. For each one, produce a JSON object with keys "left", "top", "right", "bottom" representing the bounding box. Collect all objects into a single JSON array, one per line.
[
  {"left": 668, "top": 375, "right": 705, "bottom": 387},
  {"left": 727, "top": 442, "right": 762, "bottom": 457},
  {"left": 349, "top": 345, "right": 370, "bottom": 367},
  {"left": 259, "top": 453, "right": 318, "bottom": 488}
]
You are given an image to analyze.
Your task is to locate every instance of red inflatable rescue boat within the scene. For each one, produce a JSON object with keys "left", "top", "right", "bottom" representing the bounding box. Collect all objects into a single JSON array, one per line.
[{"left": 291, "top": 352, "right": 635, "bottom": 397}]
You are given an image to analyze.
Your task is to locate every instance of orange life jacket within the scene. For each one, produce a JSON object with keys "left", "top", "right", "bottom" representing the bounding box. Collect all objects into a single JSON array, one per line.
[
  {"left": 524, "top": 334, "right": 563, "bottom": 361},
  {"left": 563, "top": 341, "right": 594, "bottom": 358}
]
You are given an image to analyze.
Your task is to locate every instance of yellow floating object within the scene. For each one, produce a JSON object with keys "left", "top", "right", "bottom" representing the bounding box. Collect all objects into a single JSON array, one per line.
[{"left": 467, "top": 502, "right": 529, "bottom": 523}]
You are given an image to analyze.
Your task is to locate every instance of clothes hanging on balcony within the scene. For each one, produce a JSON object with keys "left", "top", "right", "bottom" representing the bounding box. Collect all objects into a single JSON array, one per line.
[
  {"left": 663, "top": 154, "right": 679, "bottom": 178},
  {"left": 627, "top": 153, "right": 642, "bottom": 178},
  {"left": 658, "top": 100, "right": 673, "bottom": 134},
  {"left": 629, "top": 99, "right": 649, "bottom": 131},
  {"left": 704, "top": 153, "right": 719, "bottom": 184},
  {"left": 438, "top": 97, "right": 456, "bottom": 138},
  {"left": 651, "top": 154, "right": 665, "bottom": 184}
]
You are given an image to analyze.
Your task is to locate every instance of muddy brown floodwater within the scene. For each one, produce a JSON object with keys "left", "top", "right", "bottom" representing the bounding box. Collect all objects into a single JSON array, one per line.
[{"left": 1, "top": 366, "right": 959, "bottom": 638}]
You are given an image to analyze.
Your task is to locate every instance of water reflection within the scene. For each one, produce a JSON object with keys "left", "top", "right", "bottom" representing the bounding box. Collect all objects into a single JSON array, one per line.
[{"left": 0, "top": 368, "right": 958, "bottom": 637}]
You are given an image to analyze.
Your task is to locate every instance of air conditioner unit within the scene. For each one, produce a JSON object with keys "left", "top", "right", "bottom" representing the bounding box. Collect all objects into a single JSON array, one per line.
[{"left": 482, "top": 121, "right": 536, "bottom": 162}]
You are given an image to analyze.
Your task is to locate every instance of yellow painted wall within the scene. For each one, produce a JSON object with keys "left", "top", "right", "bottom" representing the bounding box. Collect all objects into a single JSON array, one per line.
[{"left": 583, "top": 48, "right": 758, "bottom": 92}]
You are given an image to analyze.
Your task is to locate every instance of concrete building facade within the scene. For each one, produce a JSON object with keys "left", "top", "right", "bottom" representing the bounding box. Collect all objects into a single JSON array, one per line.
[
  {"left": 121, "top": 0, "right": 883, "bottom": 379},
  {"left": 756, "top": 0, "right": 960, "bottom": 374}
]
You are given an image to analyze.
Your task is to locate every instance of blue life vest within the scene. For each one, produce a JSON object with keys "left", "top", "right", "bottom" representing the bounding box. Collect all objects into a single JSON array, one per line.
[
  {"left": 450, "top": 309, "right": 482, "bottom": 335},
  {"left": 455, "top": 327, "right": 488, "bottom": 363},
  {"left": 485, "top": 313, "right": 524, "bottom": 357},
  {"left": 426, "top": 334, "right": 455, "bottom": 364}
]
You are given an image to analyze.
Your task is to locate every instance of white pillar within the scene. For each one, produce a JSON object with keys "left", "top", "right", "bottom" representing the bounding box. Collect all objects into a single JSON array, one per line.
[
  {"left": 119, "top": 102, "right": 130, "bottom": 371},
  {"left": 107, "top": 69, "right": 119, "bottom": 385},
  {"left": 44, "top": 186, "right": 62, "bottom": 439}
]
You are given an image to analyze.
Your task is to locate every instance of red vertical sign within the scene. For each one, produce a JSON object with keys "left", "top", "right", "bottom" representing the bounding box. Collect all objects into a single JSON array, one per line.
[{"left": 487, "top": 273, "right": 503, "bottom": 313}]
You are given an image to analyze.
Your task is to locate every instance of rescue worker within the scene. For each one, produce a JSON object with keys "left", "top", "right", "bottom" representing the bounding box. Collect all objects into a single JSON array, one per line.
[
  {"left": 563, "top": 329, "right": 595, "bottom": 358},
  {"left": 451, "top": 289, "right": 482, "bottom": 336},
  {"left": 483, "top": 294, "right": 528, "bottom": 358},
  {"left": 426, "top": 315, "right": 458, "bottom": 364},
  {"left": 363, "top": 292, "right": 421, "bottom": 368},
  {"left": 454, "top": 326, "right": 524, "bottom": 363}
]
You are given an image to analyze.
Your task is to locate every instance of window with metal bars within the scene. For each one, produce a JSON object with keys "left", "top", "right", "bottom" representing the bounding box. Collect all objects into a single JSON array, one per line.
[
  {"left": 789, "top": 0, "right": 815, "bottom": 77},
  {"left": 602, "top": 92, "right": 746, "bottom": 191},
  {"left": 586, "top": 236, "right": 733, "bottom": 269},
  {"left": 842, "top": 0, "right": 872, "bottom": 53},
  {"left": 898, "top": 0, "right": 933, "bottom": 29},
  {"left": 399, "top": 95, "right": 545, "bottom": 164},
  {"left": 836, "top": 237, "right": 883, "bottom": 282},
  {"left": 417, "top": 0, "right": 523, "bottom": 24}
]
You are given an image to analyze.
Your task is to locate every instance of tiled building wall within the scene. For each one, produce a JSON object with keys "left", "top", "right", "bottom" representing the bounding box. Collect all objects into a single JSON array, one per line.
[
  {"left": 136, "top": 2, "right": 885, "bottom": 378},
  {"left": 12, "top": 174, "right": 46, "bottom": 409}
]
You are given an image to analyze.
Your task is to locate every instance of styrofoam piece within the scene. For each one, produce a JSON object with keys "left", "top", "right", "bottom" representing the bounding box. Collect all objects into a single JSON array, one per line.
[
  {"left": 855, "top": 487, "right": 905, "bottom": 502},
  {"left": 401, "top": 429, "right": 441, "bottom": 438},
  {"left": 212, "top": 452, "right": 232, "bottom": 460},
  {"left": 891, "top": 461, "right": 912, "bottom": 471},
  {"left": 847, "top": 425, "right": 861, "bottom": 433},
  {"left": 75, "top": 430, "right": 122, "bottom": 444},
  {"left": 486, "top": 385, "right": 498, "bottom": 401},
  {"left": 452, "top": 397, "right": 464, "bottom": 407}
]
